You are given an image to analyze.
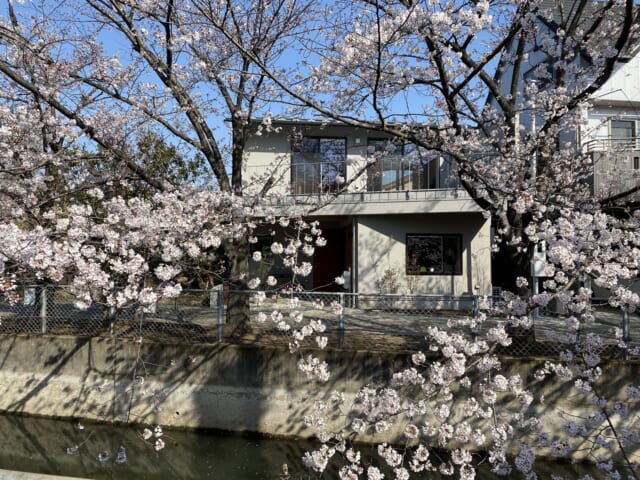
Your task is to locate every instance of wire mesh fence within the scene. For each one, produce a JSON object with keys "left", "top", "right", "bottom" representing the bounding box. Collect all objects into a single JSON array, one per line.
[{"left": 0, "top": 286, "right": 636, "bottom": 358}]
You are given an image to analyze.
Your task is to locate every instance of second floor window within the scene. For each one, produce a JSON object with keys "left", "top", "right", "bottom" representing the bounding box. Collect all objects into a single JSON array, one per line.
[
  {"left": 291, "top": 137, "right": 346, "bottom": 194},
  {"left": 610, "top": 120, "right": 637, "bottom": 150},
  {"left": 366, "top": 139, "right": 456, "bottom": 192},
  {"left": 611, "top": 119, "right": 635, "bottom": 138}
]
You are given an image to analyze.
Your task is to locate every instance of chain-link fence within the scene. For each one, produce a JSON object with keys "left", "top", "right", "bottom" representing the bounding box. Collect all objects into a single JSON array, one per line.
[{"left": 0, "top": 286, "right": 637, "bottom": 357}]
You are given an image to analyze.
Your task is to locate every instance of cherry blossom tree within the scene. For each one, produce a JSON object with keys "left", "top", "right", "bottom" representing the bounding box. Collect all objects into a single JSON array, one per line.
[
  {"left": 230, "top": 1, "right": 640, "bottom": 478},
  {"left": 219, "top": 0, "right": 639, "bottom": 290},
  {"left": 0, "top": 0, "right": 318, "bottom": 316}
]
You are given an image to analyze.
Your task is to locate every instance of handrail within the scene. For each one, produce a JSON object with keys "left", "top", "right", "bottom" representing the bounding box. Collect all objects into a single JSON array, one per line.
[{"left": 585, "top": 136, "right": 640, "bottom": 152}]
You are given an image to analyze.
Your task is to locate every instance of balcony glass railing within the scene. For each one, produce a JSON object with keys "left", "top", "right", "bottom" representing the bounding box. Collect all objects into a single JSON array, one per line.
[
  {"left": 244, "top": 156, "right": 460, "bottom": 196},
  {"left": 365, "top": 155, "right": 460, "bottom": 191},
  {"left": 290, "top": 154, "right": 346, "bottom": 195},
  {"left": 587, "top": 137, "right": 640, "bottom": 199}
]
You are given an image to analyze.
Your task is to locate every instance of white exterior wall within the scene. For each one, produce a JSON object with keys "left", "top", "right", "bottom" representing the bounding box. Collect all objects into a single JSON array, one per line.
[
  {"left": 583, "top": 52, "right": 640, "bottom": 145},
  {"left": 243, "top": 129, "right": 292, "bottom": 196},
  {"left": 591, "top": 53, "right": 640, "bottom": 107},
  {"left": 355, "top": 213, "right": 492, "bottom": 296}
]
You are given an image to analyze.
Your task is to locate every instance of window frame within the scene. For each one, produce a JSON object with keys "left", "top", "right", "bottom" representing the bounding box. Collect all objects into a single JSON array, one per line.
[
  {"left": 610, "top": 119, "right": 636, "bottom": 139},
  {"left": 291, "top": 136, "right": 347, "bottom": 194},
  {"left": 406, "top": 233, "right": 463, "bottom": 276}
]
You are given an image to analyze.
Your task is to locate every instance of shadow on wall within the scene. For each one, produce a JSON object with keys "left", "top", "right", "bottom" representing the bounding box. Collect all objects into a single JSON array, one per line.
[
  {"left": 0, "top": 333, "right": 414, "bottom": 475},
  {"left": 1, "top": 333, "right": 640, "bottom": 473},
  {"left": 357, "top": 214, "right": 482, "bottom": 295}
]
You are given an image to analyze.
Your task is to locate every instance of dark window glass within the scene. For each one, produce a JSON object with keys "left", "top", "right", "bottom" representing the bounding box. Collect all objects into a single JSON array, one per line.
[{"left": 406, "top": 234, "right": 462, "bottom": 275}]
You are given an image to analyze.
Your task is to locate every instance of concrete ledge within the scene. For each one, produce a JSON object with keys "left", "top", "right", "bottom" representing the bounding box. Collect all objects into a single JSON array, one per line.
[{"left": 0, "top": 469, "right": 91, "bottom": 480}]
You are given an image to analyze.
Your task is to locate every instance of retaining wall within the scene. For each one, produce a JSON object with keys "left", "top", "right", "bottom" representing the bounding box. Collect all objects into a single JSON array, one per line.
[{"left": 0, "top": 335, "right": 638, "bottom": 463}]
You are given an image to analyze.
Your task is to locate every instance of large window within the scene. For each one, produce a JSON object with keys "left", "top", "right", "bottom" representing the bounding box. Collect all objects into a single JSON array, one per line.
[
  {"left": 291, "top": 137, "right": 346, "bottom": 194},
  {"left": 406, "top": 234, "right": 462, "bottom": 275},
  {"left": 366, "top": 139, "right": 412, "bottom": 191},
  {"left": 366, "top": 139, "right": 456, "bottom": 191}
]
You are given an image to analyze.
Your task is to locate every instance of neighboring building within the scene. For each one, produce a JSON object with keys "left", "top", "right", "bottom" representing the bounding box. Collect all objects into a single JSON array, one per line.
[
  {"left": 486, "top": 0, "right": 640, "bottom": 295},
  {"left": 582, "top": 49, "right": 640, "bottom": 203},
  {"left": 488, "top": 0, "right": 640, "bottom": 203},
  {"left": 243, "top": 119, "right": 493, "bottom": 297}
]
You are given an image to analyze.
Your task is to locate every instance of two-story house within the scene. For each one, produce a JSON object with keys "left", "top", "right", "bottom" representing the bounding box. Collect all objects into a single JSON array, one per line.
[
  {"left": 243, "top": 119, "right": 493, "bottom": 297},
  {"left": 582, "top": 47, "right": 640, "bottom": 203}
]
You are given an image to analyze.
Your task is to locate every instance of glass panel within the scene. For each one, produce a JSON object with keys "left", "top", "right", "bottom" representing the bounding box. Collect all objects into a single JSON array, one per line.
[
  {"left": 292, "top": 137, "right": 346, "bottom": 194},
  {"left": 407, "top": 235, "right": 443, "bottom": 274},
  {"left": 611, "top": 120, "right": 635, "bottom": 139},
  {"left": 367, "top": 141, "right": 460, "bottom": 191},
  {"left": 408, "top": 149, "right": 439, "bottom": 190},
  {"left": 318, "top": 138, "right": 346, "bottom": 192},
  {"left": 367, "top": 139, "right": 416, "bottom": 191},
  {"left": 439, "top": 156, "right": 459, "bottom": 188}
]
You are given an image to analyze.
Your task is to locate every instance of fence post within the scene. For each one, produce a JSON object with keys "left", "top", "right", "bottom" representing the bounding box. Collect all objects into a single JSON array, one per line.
[
  {"left": 622, "top": 308, "right": 630, "bottom": 359},
  {"left": 338, "top": 293, "right": 345, "bottom": 347},
  {"left": 472, "top": 295, "right": 479, "bottom": 318},
  {"left": 108, "top": 306, "right": 116, "bottom": 337},
  {"left": 40, "top": 286, "right": 48, "bottom": 334},
  {"left": 216, "top": 286, "right": 224, "bottom": 342}
]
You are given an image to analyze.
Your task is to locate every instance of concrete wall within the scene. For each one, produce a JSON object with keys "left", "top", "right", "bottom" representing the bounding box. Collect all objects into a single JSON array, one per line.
[
  {"left": 0, "top": 335, "right": 406, "bottom": 439},
  {"left": 2, "top": 335, "right": 639, "bottom": 464},
  {"left": 356, "top": 213, "right": 492, "bottom": 296}
]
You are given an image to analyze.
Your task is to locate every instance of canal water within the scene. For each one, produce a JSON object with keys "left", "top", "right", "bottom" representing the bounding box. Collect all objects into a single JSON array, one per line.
[
  {"left": 0, "top": 414, "right": 312, "bottom": 479},
  {"left": 0, "top": 414, "right": 613, "bottom": 479}
]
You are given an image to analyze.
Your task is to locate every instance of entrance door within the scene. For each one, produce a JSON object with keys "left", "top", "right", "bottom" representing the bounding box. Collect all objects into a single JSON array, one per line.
[{"left": 313, "top": 226, "right": 350, "bottom": 292}]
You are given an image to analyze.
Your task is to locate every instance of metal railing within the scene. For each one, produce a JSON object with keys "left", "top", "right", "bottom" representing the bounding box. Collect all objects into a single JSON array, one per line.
[
  {"left": 0, "top": 286, "right": 636, "bottom": 357},
  {"left": 585, "top": 136, "right": 640, "bottom": 152},
  {"left": 251, "top": 188, "right": 470, "bottom": 210},
  {"left": 244, "top": 156, "right": 459, "bottom": 196}
]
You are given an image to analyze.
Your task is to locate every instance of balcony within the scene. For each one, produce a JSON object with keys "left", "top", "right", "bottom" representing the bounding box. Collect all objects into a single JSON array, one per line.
[
  {"left": 243, "top": 156, "right": 480, "bottom": 215},
  {"left": 586, "top": 137, "right": 640, "bottom": 201}
]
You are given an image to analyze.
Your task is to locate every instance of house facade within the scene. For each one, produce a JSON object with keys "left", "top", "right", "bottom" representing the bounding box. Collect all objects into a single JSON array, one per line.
[
  {"left": 582, "top": 50, "right": 640, "bottom": 202},
  {"left": 243, "top": 120, "right": 492, "bottom": 296},
  {"left": 492, "top": 0, "right": 640, "bottom": 203}
]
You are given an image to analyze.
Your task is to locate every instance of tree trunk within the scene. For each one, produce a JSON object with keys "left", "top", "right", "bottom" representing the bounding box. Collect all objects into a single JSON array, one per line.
[
  {"left": 491, "top": 208, "right": 535, "bottom": 295},
  {"left": 225, "top": 236, "right": 251, "bottom": 326}
]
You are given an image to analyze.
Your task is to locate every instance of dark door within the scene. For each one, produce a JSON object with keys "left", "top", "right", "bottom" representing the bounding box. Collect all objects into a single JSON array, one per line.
[{"left": 313, "top": 227, "right": 348, "bottom": 291}]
